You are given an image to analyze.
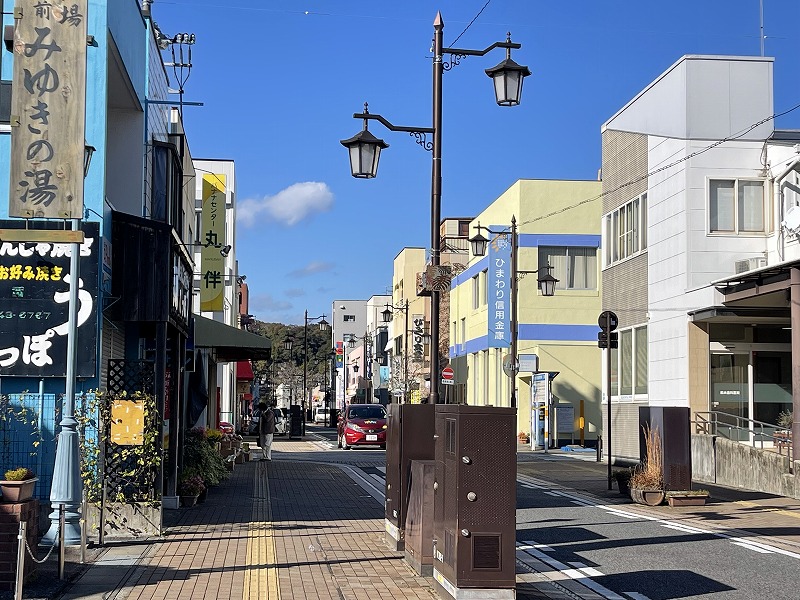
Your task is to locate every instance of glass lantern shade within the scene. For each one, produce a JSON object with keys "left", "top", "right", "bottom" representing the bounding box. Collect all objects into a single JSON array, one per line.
[
  {"left": 381, "top": 307, "right": 392, "bottom": 323},
  {"left": 469, "top": 232, "right": 489, "bottom": 257},
  {"left": 340, "top": 127, "right": 389, "bottom": 178},
  {"left": 485, "top": 58, "right": 531, "bottom": 107},
  {"left": 538, "top": 265, "right": 558, "bottom": 297}
]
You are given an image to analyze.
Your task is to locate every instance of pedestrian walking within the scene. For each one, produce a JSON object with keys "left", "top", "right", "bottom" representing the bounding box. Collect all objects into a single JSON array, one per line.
[{"left": 259, "top": 402, "right": 276, "bottom": 461}]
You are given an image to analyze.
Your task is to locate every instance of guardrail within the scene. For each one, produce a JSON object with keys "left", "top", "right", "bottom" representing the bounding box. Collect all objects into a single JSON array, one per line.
[{"left": 693, "top": 411, "right": 790, "bottom": 451}]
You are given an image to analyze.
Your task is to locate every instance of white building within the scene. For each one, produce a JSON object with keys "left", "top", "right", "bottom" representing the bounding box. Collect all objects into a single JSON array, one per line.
[{"left": 601, "top": 55, "right": 798, "bottom": 462}]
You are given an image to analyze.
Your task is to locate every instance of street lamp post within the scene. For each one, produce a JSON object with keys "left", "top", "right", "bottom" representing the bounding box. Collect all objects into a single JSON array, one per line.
[
  {"left": 470, "top": 216, "right": 558, "bottom": 408},
  {"left": 382, "top": 301, "right": 410, "bottom": 403},
  {"left": 341, "top": 13, "right": 530, "bottom": 405},
  {"left": 303, "top": 311, "right": 329, "bottom": 436}
]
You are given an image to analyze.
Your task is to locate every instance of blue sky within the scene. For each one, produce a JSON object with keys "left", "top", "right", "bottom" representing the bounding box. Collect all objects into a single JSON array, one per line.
[{"left": 153, "top": 0, "right": 800, "bottom": 325}]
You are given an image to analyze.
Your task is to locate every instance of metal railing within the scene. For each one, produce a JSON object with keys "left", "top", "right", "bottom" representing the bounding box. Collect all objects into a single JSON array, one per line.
[{"left": 693, "top": 411, "right": 789, "bottom": 450}]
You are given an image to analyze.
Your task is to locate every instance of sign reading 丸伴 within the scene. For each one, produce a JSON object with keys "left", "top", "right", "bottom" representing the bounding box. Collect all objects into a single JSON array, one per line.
[
  {"left": 0, "top": 220, "right": 99, "bottom": 377},
  {"left": 488, "top": 228, "right": 511, "bottom": 348},
  {"left": 9, "top": 1, "right": 88, "bottom": 219},
  {"left": 200, "top": 174, "right": 226, "bottom": 311}
]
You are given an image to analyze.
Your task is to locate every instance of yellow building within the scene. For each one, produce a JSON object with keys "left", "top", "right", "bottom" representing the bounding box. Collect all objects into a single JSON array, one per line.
[{"left": 449, "top": 179, "right": 603, "bottom": 446}]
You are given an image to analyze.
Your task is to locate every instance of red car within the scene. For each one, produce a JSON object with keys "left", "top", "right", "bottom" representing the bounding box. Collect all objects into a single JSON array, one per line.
[{"left": 337, "top": 404, "right": 387, "bottom": 450}]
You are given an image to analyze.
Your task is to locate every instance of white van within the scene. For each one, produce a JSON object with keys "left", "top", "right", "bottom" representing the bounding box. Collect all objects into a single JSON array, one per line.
[{"left": 313, "top": 407, "right": 330, "bottom": 424}]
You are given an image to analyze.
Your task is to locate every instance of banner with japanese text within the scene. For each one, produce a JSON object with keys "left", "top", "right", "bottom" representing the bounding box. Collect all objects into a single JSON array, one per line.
[
  {"left": 0, "top": 220, "right": 99, "bottom": 376},
  {"left": 412, "top": 314, "right": 426, "bottom": 361},
  {"left": 488, "top": 229, "right": 511, "bottom": 348},
  {"left": 9, "top": 0, "right": 87, "bottom": 218},
  {"left": 199, "top": 174, "right": 226, "bottom": 311}
]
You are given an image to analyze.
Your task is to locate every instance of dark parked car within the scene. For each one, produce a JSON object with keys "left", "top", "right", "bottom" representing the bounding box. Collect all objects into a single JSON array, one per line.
[{"left": 337, "top": 403, "right": 387, "bottom": 449}]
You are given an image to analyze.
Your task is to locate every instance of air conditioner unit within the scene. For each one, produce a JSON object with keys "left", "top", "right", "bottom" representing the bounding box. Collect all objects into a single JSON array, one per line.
[{"left": 734, "top": 257, "right": 767, "bottom": 274}]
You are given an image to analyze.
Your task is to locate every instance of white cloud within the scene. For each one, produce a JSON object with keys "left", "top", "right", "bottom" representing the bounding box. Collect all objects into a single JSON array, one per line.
[
  {"left": 288, "top": 261, "right": 335, "bottom": 278},
  {"left": 237, "top": 182, "right": 333, "bottom": 227}
]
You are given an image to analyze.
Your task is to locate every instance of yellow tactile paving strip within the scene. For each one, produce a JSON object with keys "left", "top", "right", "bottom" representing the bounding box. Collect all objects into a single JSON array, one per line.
[{"left": 244, "top": 461, "right": 280, "bottom": 600}]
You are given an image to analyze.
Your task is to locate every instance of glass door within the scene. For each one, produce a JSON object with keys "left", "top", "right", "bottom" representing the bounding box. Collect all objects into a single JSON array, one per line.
[
  {"left": 753, "top": 351, "right": 792, "bottom": 431},
  {"left": 710, "top": 353, "right": 750, "bottom": 441}
]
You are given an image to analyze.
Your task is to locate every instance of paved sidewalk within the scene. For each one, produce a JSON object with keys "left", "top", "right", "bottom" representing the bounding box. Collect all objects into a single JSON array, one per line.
[{"left": 12, "top": 436, "right": 800, "bottom": 599}]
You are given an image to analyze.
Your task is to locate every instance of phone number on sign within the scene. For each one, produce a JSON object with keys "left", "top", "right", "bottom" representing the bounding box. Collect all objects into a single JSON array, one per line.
[{"left": 0, "top": 311, "right": 52, "bottom": 320}]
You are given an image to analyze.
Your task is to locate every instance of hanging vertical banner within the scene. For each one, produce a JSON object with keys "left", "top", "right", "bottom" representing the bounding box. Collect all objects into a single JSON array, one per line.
[
  {"left": 412, "top": 314, "right": 425, "bottom": 361},
  {"left": 488, "top": 229, "right": 511, "bottom": 348},
  {"left": 200, "top": 174, "right": 226, "bottom": 311},
  {"left": 335, "top": 340, "right": 344, "bottom": 369},
  {"left": 9, "top": 1, "right": 88, "bottom": 219}
]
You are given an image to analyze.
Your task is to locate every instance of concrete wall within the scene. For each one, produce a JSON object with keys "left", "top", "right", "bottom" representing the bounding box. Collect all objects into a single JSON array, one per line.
[{"left": 692, "top": 434, "right": 798, "bottom": 499}]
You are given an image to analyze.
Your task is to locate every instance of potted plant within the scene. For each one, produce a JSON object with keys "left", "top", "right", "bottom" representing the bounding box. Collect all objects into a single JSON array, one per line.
[
  {"left": 517, "top": 431, "right": 530, "bottom": 444},
  {"left": 666, "top": 489, "right": 710, "bottom": 507},
  {"left": 1, "top": 467, "right": 38, "bottom": 503},
  {"left": 178, "top": 474, "right": 205, "bottom": 507},
  {"left": 629, "top": 424, "right": 665, "bottom": 506}
]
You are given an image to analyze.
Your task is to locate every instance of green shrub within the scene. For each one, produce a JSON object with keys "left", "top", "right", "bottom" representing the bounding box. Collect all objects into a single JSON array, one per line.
[
  {"left": 183, "top": 431, "right": 227, "bottom": 487},
  {"left": 4, "top": 467, "right": 35, "bottom": 481}
]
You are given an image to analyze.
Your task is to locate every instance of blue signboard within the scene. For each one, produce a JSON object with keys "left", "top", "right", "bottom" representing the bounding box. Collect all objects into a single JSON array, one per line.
[{"left": 488, "top": 229, "right": 511, "bottom": 348}]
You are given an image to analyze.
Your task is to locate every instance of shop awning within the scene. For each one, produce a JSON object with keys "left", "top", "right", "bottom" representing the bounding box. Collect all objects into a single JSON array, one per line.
[
  {"left": 194, "top": 315, "right": 272, "bottom": 362},
  {"left": 237, "top": 360, "right": 255, "bottom": 380}
]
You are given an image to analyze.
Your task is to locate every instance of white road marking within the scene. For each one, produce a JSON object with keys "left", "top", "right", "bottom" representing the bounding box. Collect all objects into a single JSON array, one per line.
[
  {"left": 730, "top": 540, "right": 774, "bottom": 554},
  {"left": 623, "top": 593, "right": 653, "bottom": 600}
]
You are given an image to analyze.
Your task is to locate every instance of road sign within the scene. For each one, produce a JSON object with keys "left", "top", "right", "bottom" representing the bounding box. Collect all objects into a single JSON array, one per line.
[
  {"left": 441, "top": 378, "right": 455, "bottom": 386},
  {"left": 502, "top": 354, "right": 519, "bottom": 377},
  {"left": 598, "top": 310, "right": 618, "bottom": 331},
  {"left": 442, "top": 366, "right": 454, "bottom": 380}
]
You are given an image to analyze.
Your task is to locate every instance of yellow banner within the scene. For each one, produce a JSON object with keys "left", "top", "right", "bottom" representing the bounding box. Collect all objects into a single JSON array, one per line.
[{"left": 200, "top": 174, "right": 226, "bottom": 311}]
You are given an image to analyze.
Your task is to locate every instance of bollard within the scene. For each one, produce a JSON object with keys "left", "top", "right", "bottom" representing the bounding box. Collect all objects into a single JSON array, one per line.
[
  {"left": 597, "top": 435, "right": 602, "bottom": 463},
  {"left": 14, "top": 520, "right": 26, "bottom": 600},
  {"left": 59, "top": 504, "right": 66, "bottom": 580}
]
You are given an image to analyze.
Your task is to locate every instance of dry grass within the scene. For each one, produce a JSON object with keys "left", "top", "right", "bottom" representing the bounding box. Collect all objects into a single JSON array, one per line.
[{"left": 630, "top": 424, "right": 663, "bottom": 490}]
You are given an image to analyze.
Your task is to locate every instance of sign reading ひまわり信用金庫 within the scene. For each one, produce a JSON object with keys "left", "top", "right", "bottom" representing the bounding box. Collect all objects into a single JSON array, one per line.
[
  {"left": 9, "top": 1, "right": 88, "bottom": 219},
  {"left": 0, "top": 221, "right": 99, "bottom": 377}
]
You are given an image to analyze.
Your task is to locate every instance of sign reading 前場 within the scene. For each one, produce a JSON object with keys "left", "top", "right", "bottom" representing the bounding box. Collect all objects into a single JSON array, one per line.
[
  {"left": 200, "top": 174, "right": 226, "bottom": 312},
  {"left": 0, "top": 221, "right": 99, "bottom": 377},
  {"left": 488, "top": 228, "right": 511, "bottom": 348},
  {"left": 9, "top": 1, "right": 88, "bottom": 219}
]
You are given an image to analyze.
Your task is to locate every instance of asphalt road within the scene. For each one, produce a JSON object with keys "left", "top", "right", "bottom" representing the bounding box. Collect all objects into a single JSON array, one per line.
[{"left": 292, "top": 425, "right": 800, "bottom": 600}]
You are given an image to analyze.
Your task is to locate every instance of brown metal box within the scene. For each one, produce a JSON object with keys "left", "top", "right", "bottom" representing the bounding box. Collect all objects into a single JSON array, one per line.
[
  {"left": 404, "top": 459, "right": 435, "bottom": 575},
  {"left": 639, "top": 406, "right": 692, "bottom": 491},
  {"left": 433, "top": 405, "right": 516, "bottom": 594},
  {"left": 384, "top": 403, "right": 435, "bottom": 550}
]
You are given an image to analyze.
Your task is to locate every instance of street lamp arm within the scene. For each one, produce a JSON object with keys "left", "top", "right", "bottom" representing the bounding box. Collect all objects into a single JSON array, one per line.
[
  {"left": 352, "top": 110, "right": 435, "bottom": 152},
  {"left": 352, "top": 111, "right": 434, "bottom": 135},
  {"left": 444, "top": 40, "right": 521, "bottom": 58}
]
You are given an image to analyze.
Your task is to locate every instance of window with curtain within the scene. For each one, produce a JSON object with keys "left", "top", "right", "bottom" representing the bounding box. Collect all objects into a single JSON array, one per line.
[
  {"left": 604, "top": 193, "right": 647, "bottom": 267},
  {"left": 621, "top": 329, "right": 633, "bottom": 395},
  {"left": 634, "top": 326, "right": 648, "bottom": 394},
  {"left": 480, "top": 270, "right": 488, "bottom": 306},
  {"left": 709, "top": 179, "right": 765, "bottom": 233},
  {"left": 538, "top": 246, "right": 597, "bottom": 290},
  {"left": 472, "top": 275, "right": 480, "bottom": 310}
]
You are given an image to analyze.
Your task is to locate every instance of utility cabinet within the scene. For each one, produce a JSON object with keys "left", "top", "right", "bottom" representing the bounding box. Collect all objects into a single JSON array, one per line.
[
  {"left": 384, "top": 403, "right": 435, "bottom": 550},
  {"left": 639, "top": 406, "right": 691, "bottom": 491},
  {"left": 432, "top": 405, "right": 516, "bottom": 600}
]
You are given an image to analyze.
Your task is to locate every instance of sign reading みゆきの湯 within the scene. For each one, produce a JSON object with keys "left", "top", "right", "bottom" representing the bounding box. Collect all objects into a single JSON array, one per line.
[
  {"left": 0, "top": 221, "right": 99, "bottom": 377},
  {"left": 9, "top": 0, "right": 87, "bottom": 219},
  {"left": 200, "top": 174, "right": 226, "bottom": 311}
]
